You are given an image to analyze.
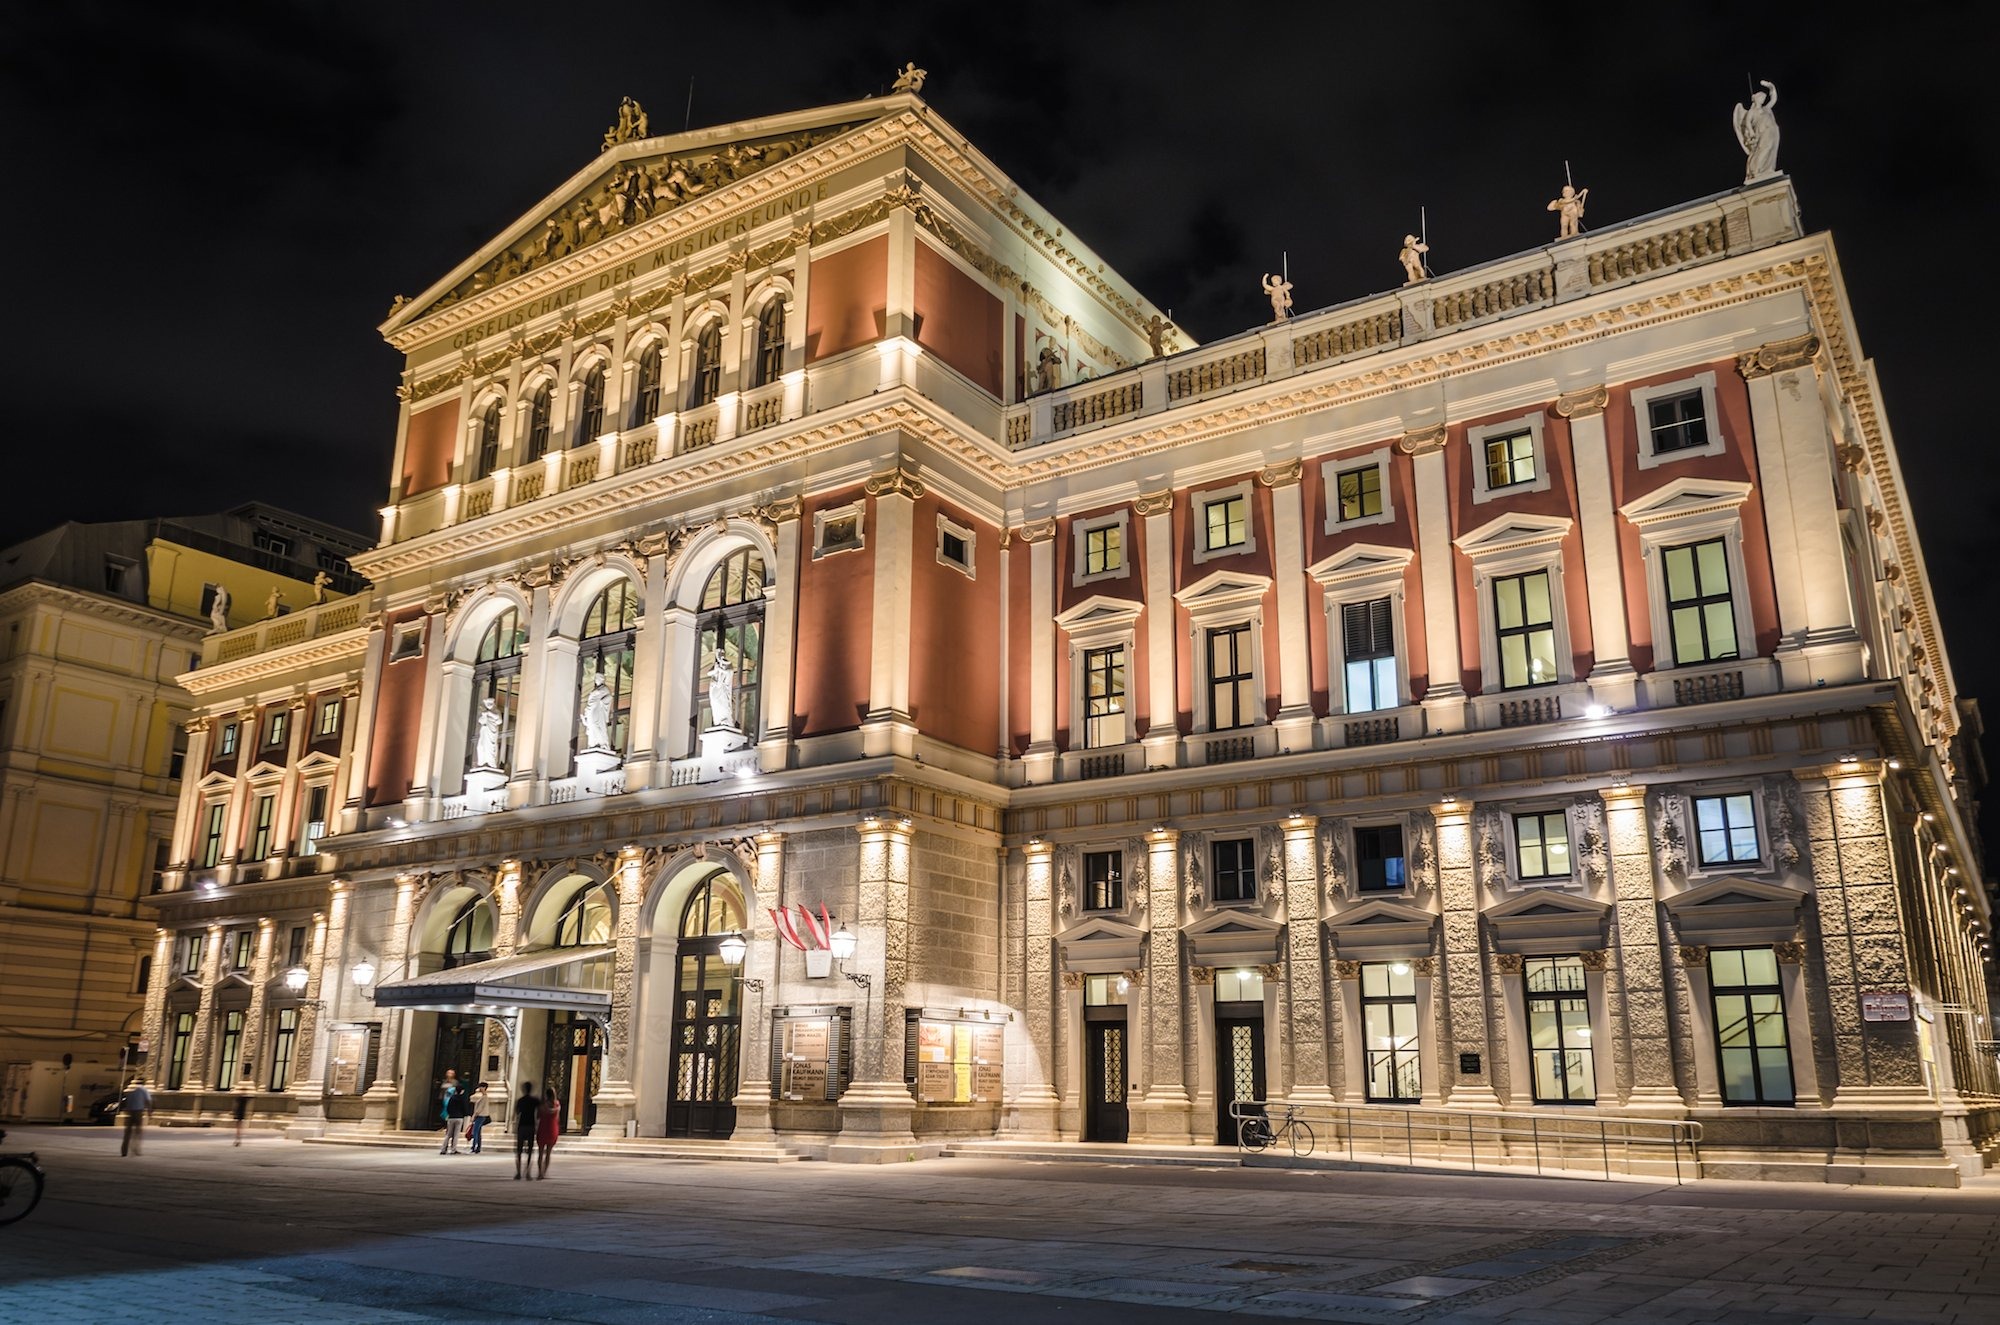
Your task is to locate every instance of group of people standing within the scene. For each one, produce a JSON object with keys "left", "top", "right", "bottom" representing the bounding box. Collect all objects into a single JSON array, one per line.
[{"left": 438, "top": 1069, "right": 562, "bottom": 1178}]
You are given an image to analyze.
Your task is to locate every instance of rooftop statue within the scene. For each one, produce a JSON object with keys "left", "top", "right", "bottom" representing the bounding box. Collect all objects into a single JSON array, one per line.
[
  {"left": 1733, "top": 80, "right": 1781, "bottom": 181},
  {"left": 603, "top": 96, "right": 650, "bottom": 151},
  {"left": 1547, "top": 183, "right": 1588, "bottom": 239},
  {"left": 311, "top": 570, "right": 331, "bottom": 605},
  {"left": 1261, "top": 273, "right": 1294, "bottom": 322},
  {"left": 207, "top": 584, "right": 231, "bottom": 634},
  {"left": 892, "top": 62, "right": 928, "bottom": 94},
  {"left": 1399, "top": 234, "right": 1430, "bottom": 285},
  {"left": 1142, "top": 314, "right": 1169, "bottom": 359}
]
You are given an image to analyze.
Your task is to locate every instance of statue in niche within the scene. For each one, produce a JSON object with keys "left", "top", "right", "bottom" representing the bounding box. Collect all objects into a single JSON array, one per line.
[
  {"left": 1142, "top": 314, "right": 1169, "bottom": 359},
  {"left": 264, "top": 586, "right": 285, "bottom": 619},
  {"left": 1034, "top": 344, "right": 1063, "bottom": 394},
  {"left": 311, "top": 571, "right": 331, "bottom": 605},
  {"left": 207, "top": 585, "right": 231, "bottom": 633},
  {"left": 473, "top": 696, "right": 504, "bottom": 769},
  {"left": 1398, "top": 234, "right": 1430, "bottom": 284},
  {"left": 706, "top": 647, "right": 739, "bottom": 731},
  {"left": 1547, "top": 183, "right": 1588, "bottom": 239},
  {"left": 579, "top": 664, "right": 614, "bottom": 751},
  {"left": 1261, "top": 272, "right": 1294, "bottom": 322},
  {"left": 892, "top": 62, "right": 928, "bottom": 94},
  {"left": 1733, "top": 80, "right": 1781, "bottom": 181}
]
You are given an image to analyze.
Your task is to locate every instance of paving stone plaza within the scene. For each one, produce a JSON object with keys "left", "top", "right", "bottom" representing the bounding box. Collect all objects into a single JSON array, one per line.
[{"left": 2, "top": 1127, "right": 1997, "bottom": 1323}]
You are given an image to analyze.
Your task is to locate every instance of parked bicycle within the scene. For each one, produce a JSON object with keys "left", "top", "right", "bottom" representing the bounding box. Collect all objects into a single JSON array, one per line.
[
  {"left": 1237, "top": 1104, "right": 1315, "bottom": 1157},
  {"left": 0, "top": 1130, "right": 45, "bottom": 1225}
]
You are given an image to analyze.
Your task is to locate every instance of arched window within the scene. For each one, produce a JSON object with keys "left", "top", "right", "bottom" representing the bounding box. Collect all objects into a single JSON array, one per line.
[
  {"left": 474, "top": 398, "right": 503, "bottom": 479},
  {"left": 680, "top": 873, "right": 744, "bottom": 939},
  {"left": 688, "top": 321, "right": 723, "bottom": 408},
  {"left": 553, "top": 882, "right": 612, "bottom": 948},
  {"left": 632, "top": 343, "right": 663, "bottom": 424},
  {"left": 442, "top": 897, "right": 495, "bottom": 969},
  {"left": 576, "top": 363, "right": 607, "bottom": 445},
  {"left": 467, "top": 608, "right": 528, "bottom": 771},
  {"left": 524, "top": 384, "right": 553, "bottom": 462},
  {"left": 694, "top": 548, "right": 764, "bottom": 739},
  {"left": 575, "top": 580, "right": 638, "bottom": 757},
  {"left": 752, "top": 300, "right": 786, "bottom": 389}
]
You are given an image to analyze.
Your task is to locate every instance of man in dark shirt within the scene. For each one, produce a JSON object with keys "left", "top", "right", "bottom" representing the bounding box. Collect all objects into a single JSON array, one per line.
[{"left": 513, "top": 1081, "right": 539, "bottom": 1180}]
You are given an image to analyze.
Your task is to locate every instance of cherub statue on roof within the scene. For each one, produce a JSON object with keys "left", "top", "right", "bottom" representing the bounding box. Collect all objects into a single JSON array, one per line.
[
  {"left": 1547, "top": 183, "right": 1588, "bottom": 239},
  {"left": 1398, "top": 234, "right": 1430, "bottom": 284},
  {"left": 892, "top": 62, "right": 928, "bottom": 94},
  {"left": 1261, "top": 272, "right": 1294, "bottom": 322}
]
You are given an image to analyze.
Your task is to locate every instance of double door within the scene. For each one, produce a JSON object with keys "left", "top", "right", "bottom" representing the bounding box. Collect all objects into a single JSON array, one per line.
[
  {"left": 1084, "top": 1011, "right": 1128, "bottom": 1143},
  {"left": 666, "top": 946, "right": 741, "bottom": 1138},
  {"left": 543, "top": 1015, "right": 603, "bottom": 1136}
]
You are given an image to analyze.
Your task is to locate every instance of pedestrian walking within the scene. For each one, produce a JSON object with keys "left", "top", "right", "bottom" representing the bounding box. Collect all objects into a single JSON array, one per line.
[
  {"left": 513, "top": 1080, "right": 539, "bottom": 1179},
  {"left": 118, "top": 1081, "right": 152, "bottom": 1157},
  {"left": 232, "top": 1094, "right": 250, "bottom": 1146},
  {"left": 535, "top": 1087, "right": 562, "bottom": 1179},
  {"left": 438, "top": 1069, "right": 461, "bottom": 1154},
  {"left": 444, "top": 1075, "right": 473, "bottom": 1154},
  {"left": 467, "top": 1082, "right": 491, "bottom": 1154}
]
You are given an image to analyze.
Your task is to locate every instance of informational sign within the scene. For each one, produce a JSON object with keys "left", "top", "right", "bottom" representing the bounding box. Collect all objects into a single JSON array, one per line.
[
  {"left": 791, "top": 1022, "right": 829, "bottom": 1061},
  {"left": 916, "top": 1060, "right": 956, "bottom": 1101},
  {"left": 780, "top": 1018, "right": 835, "bottom": 1101},
  {"left": 329, "top": 1028, "right": 369, "bottom": 1094},
  {"left": 1458, "top": 1052, "right": 1483, "bottom": 1075},
  {"left": 1861, "top": 990, "right": 1913, "bottom": 1022}
]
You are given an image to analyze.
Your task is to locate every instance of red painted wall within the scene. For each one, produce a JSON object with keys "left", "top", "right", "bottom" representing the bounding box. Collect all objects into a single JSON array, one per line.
[
  {"left": 401, "top": 400, "right": 459, "bottom": 498},
  {"left": 805, "top": 236, "right": 887, "bottom": 363},
  {"left": 1304, "top": 447, "right": 1432, "bottom": 708},
  {"left": 365, "top": 610, "right": 426, "bottom": 807},
  {"left": 1006, "top": 539, "right": 1032, "bottom": 756},
  {"left": 793, "top": 487, "right": 874, "bottom": 736},
  {"left": 909, "top": 495, "right": 1002, "bottom": 754},
  {"left": 913, "top": 241, "right": 1002, "bottom": 397},
  {"left": 1173, "top": 475, "right": 1279, "bottom": 732}
]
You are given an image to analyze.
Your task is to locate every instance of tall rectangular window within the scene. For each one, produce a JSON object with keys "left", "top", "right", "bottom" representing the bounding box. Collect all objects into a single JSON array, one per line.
[
  {"left": 177, "top": 932, "right": 204, "bottom": 975},
  {"left": 1354, "top": 824, "right": 1406, "bottom": 891},
  {"left": 248, "top": 794, "right": 276, "bottom": 861},
  {"left": 1362, "top": 962, "right": 1421, "bottom": 1102},
  {"left": 1082, "top": 646, "right": 1125, "bottom": 749},
  {"left": 1336, "top": 465, "right": 1383, "bottom": 522},
  {"left": 1342, "top": 597, "right": 1397, "bottom": 713},
  {"left": 1494, "top": 570, "right": 1557, "bottom": 689},
  {"left": 1206, "top": 625, "right": 1253, "bottom": 731},
  {"left": 1211, "top": 838, "right": 1256, "bottom": 903},
  {"left": 1525, "top": 955, "right": 1596, "bottom": 1103},
  {"left": 269, "top": 1007, "right": 299, "bottom": 1092},
  {"left": 199, "top": 802, "right": 227, "bottom": 867},
  {"left": 265, "top": 709, "right": 288, "bottom": 748},
  {"left": 1483, "top": 430, "right": 1536, "bottom": 488},
  {"left": 286, "top": 925, "right": 308, "bottom": 968},
  {"left": 215, "top": 1010, "right": 246, "bottom": 1089},
  {"left": 230, "top": 929, "right": 254, "bottom": 970},
  {"left": 302, "top": 785, "right": 329, "bottom": 855},
  {"left": 1694, "top": 793, "right": 1760, "bottom": 866},
  {"left": 218, "top": 722, "right": 238, "bottom": 757},
  {"left": 315, "top": 698, "right": 342, "bottom": 737},
  {"left": 1515, "top": 810, "right": 1572, "bottom": 880},
  {"left": 1084, "top": 851, "right": 1124, "bottom": 911},
  {"left": 1710, "top": 948, "right": 1794, "bottom": 1105},
  {"left": 1204, "top": 495, "right": 1247, "bottom": 551},
  {"left": 168, "top": 1012, "right": 194, "bottom": 1090},
  {"left": 1084, "top": 524, "right": 1122, "bottom": 575},
  {"left": 1647, "top": 389, "right": 1709, "bottom": 454},
  {"left": 1664, "top": 539, "right": 1737, "bottom": 666}
]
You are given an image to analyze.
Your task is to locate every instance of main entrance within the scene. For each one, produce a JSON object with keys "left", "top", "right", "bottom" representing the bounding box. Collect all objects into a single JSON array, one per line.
[
  {"left": 1084, "top": 1012, "right": 1129, "bottom": 1143},
  {"left": 1214, "top": 1003, "right": 1266, "bottom": 1145},
  {"left": 665, "top": 872, "right": 744, "bottom": 1139},
  {"left": 544, "top": 1014, "right": 604, "bottom": 1135},
  {"left": 429, "top": 1016, "right": 486, "bottom": 1129}
]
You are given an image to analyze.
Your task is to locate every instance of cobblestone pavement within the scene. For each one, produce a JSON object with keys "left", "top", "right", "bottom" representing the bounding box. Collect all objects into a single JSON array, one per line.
[{"left": 3, "top": 1127, "right": 1998, "bottom": 1323}]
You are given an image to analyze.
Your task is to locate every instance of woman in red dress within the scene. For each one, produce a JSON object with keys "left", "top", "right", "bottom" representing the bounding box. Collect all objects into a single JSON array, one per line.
[{"left": 535, "top": 1088, "right": 562, "bottom": 1179}]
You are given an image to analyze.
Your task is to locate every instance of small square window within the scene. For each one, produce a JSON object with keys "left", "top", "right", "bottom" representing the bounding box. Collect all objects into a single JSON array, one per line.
[
  {"left": 1211, "top": 838, "right": 1256, "bottom": 903},
  {"left": 1336, "top": 465, "right": 1383, "bottom": 522},
  {"left": 1648, "top": 390, "right": 1709, "bottom": 454},
  {"left": 1483, "top": 431, "right": 1537, "bottom": 489},
  {"left": 390, "top": 622, "right": 425, "bottom": 662},
  {"left": 1694, "top": 794, "right": 1761, "bottom": 866},
  {"left": 253, "top": 530, "right": 293, "bottom": 558},
  {"left": 1515, "top": 810, "right": 1572, "bottom": 880},
  {"left": 814, "top": 503, "right": 866, "bottom": 559},
  {"left": 1204, "top": 495, "right": 1247, "bottom": 551},
  {"left": 1085, "top": 524, "right": 1122, "bottom": 575},
  {"left": 1354, "top": 824, "right": 1406, "bottom": 890},
  {"left": 1084, "top": 851, "right": 1123, "bottom": 910},
  {"left": 936, "top": 515, "right": 976, "bottom": 578}
]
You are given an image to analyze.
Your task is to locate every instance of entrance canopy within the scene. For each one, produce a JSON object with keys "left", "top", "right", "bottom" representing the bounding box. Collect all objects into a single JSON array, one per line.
[{"left": 373, "top": 946, "right": 614, "bottom": 1015}]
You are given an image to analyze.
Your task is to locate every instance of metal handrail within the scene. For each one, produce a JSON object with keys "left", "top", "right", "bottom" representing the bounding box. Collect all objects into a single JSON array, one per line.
[{"left": 1229, "top": 1099, "right": 1703, "bottom": 1184}]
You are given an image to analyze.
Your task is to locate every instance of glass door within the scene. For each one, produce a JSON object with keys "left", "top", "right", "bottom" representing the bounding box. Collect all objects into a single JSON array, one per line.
[
  {"left": 666, "top": 948, "right": 741, "bottom": 1137},
  {"left": 1084, "top": 1012, "right": 1128, "bottom": 1142},
  {"left": 1214, "top": 1005, "right": 1266, "bottom": 1144}
]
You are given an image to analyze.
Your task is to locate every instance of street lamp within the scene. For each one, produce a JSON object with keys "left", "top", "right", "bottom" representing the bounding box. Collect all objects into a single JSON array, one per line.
[
  {"left": 284, "top": 965, "right": 309, "bottom": 994},
  {"left": 718, "top": 932, "right": 747, "bottom": 965},
  {"left": 828, "top": 925, "right": 870, "bottom": 990},
  {"left": 350, "top": 960, "right": 376, "bottom": 991}
]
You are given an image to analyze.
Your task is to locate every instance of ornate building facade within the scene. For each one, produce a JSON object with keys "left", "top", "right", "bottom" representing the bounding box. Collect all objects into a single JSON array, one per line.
[{"left": 140, "top": 90, "right": 1995, "bottom": 1183}]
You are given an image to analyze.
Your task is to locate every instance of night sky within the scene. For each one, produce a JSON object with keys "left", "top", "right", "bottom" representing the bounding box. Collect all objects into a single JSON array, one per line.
[{"left": 5, "top": 5, "right": 1992, "bottom": 760}]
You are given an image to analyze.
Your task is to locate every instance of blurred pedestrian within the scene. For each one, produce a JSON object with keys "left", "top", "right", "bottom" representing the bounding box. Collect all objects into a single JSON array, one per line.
[
  {"left": 536, "top": 1087, "right": 562, "bottom": 1179},
  {"left": 118, "top": 1081, "right": 152, "bottom": 1157},
  {"left": 513, "top": 1080, "right": 539, "bottom": 1179},
  {"left": 439, "top": 1069, "right": 464, "bottom": 1154},
  {"left": 232, "top": 1094, "right": 250, "bottom": 1146},
  {"left": 467, "top": 1082, "right": 491, "bottom": 1153}
]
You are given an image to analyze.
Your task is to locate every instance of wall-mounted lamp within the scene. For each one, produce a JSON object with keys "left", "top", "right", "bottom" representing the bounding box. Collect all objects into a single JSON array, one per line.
[
  {"left": 829, "top": 925, "right": 871, "bottom": 990},
  {"left": 717, "top": 932, "right": 763, "bottom": 992},
  {"left": 284, "top": 965, "right": 309, "bottom": 994},
  {"left": 350, "top": 960, "right": 376, "bottom": 991}
]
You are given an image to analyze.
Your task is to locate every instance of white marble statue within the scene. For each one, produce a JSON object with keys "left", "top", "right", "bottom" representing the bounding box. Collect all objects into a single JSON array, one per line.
[
  {"left": 1399, "top": 234, "right": 1430, "bottom": 284},
  {"left": 311, "top": 570, "right": 331, "bottom": 605},
  {"left": 892, "top": 62, "right": 928, "bottom": 93},
  {"left": 207, "top": 584, "right": 231, "bottom": 633},
  {"left": 473, "top": 696, "right": 504, "bottom": 768},
  {"left": 264, "top": 585, "right": 284, "bottom": 619},
  {"left": 1733, "top": 80, "right": 1781, "bottom": 182},
  {"left": 1547, "top": 183, "right": 1588, "bottom": 239},
  {"left": 1261, "top": 273, "right": 1294, "bottom": 322},
  {"left": 579, "top": 664, "right": 614, "bottom": 750},
  {"left": 706, "top": 650, "right": 738, "bottom": 731}
]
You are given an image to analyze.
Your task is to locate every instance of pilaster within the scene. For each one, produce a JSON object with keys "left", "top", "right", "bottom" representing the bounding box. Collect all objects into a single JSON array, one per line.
[
  {"left": 624, "top": 552, "right": 669, "bottom": 787},
  {"left": 289, "top": 889, "right": 342, "bottom": 1135},
  {"left": 757, "top": 505, "right": 803, "bottom": 771},
  {"left": 1001, "top": 839, "right": 1061, "bottom": 1137},
  {"left": 1605, "top": 784, "right": 1684, "bottom": 1110},
  {"left": 729, "top": 830, "right": 785, "bottom": 1139},
  {"left": 1558, "top": 386, "right": 1636, "bottom": 707},
  {"left": 831, "top": 815, "right": 921, "bottom": 1159},
  {"left": 1262, "top": 462, "right": 1315, "bottom": 751},
  {"left": 363, "top": 875, "right": 419, "bottom": 1125},
  {"left": 1403, "top": 426, "right": 1465, "bottom": 731},
  {"left": 237, "top": 919, "right": 275, "bottom": 1095},
  {"left": 1137, "top": 491, "right": 1179, "bottom": 769},
  {"left": 1279, "top": 814, "right": 1335, "bottom": 1104},
  {"left": 1022, "top": 519, "right": 1058, "bottom": 782},
  {"left": 862, "top": 467, "right": 919, "bottom": 757},
  {"left": 1434, "top": 799, "right": 1498, "bottom": 1105},
  {"left": 184, "top": 923, "right": 225, "bottom": 1093},
  {"left": 1132, "top": 826, "right": 1194, "bottom": 1141}
]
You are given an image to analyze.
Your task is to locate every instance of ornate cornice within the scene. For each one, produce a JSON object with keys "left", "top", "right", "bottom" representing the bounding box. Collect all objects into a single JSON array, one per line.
[{"left": 1553, "top": 384, "right": 1609, "bottom": 419}]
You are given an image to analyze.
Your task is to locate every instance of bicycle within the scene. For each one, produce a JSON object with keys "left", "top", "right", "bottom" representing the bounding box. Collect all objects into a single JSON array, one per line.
[
  {"left": 1237, "top": 1105, "right": 1315, "bottom": 1157},
  {"left": 0, "top": 1130, "right": 45, "bottom": 1226}
]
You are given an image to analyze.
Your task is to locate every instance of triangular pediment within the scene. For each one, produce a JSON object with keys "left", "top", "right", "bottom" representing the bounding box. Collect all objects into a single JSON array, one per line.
[
  {"left": 1308, "top": 542, "right": 1415, "bottom": 589},
  {"left": 1668, "top": 876, "right": 1807, "bottom": 910},
  {"left": 297, "top": 751, "right": 340, "bottom": 774},
  {"left": 1486, "top": 887, "right": 1612, "bottom": 953},
  {"left": 1452, "top": 511, "right": 1574, "bottom": 557},
  {"left": 390, "top": 103, "right": 887, "bottom": 328},
  {"left": 242, "top": 759, "right": 286, "bottom": 781},
  {"left": 1056, "top": 915, "right": 1146, "bottom": 945},
  {"left": 1186, "top": 905, "right": 1285, "bottom": 965},
  {"left": 1057, "top": 914, "right": 1146, "bottom": 972},
  {"left": 1664, "top": 875, "right": 1808, "bottom": 945},
  {"left": 1332, "top": 898, "right": 1436, "bottom": 927},
  {"left": 1486, "top": 889, "right": 1611, "bottom": 920},
  {"left": 196, "top": 770, "right": 234, "bottom": 793},
  {"left": 1054, "top": 594, "right": 1145, "bottom": 636},
  {"left": 1184, "top": 907, "right": 1285, "bottom": 939},
  {"left": 1618, "top": 476, "right": 1753, "bottom": 527},
  {"left": 1173, "top": 568, "right": 1274, "bottom": 613},
  {"left": 1325, "top": 897, "right": 1435, "bottom": 959}
]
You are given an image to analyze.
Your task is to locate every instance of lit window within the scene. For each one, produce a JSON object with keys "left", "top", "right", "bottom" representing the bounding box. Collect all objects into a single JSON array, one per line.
[
  {"left": 1648, "top": 389, "right": 1709, "bottom": 455},
  {"left": 1082, "top": 646, "right": 1125, "bottom": 749},
  {"left": 1361, "top": 962, "right": 1420, "bottom": 1102},
  {"left": 1336, "top": 465, "right": 1383, "bottom": 522},
  {"left": 1084, "top": 851, "right": 1123, "bottom": 910},
  {"left": 1694, "top": 794, "right": 1760, "bottom": 866},
  {"left": 248, "top": 794, "right": 276, "bottom": 860},
  {"left": 1211, "top": 838, "right": 1256, "bottom": 903},
  {"left": 218, "top": 722, "right": 239, "bottom": 757},
  {"left": 694, "top": 548, "right": 765, "bottom": 739},
  {"left": 1525, "top": 955, "right": 1596, "bottom": 1103},
  {"left": 1664, "top": 539, "right": 1738, "bottom": 666},
  {"left": 199, "top": 803, "right": 227, "bottom": 868},
  {"left": 1204, "top": 495, "right": 1247, "bottom": 551},
  {"left": 1514, "top": 810, "right": 1572, "bottom": 880},
  {"left": 315, "top": 698, "right": 342, "bottom": 737},
  {"left": 214, "top": 1010, "right": 246, "bottom": 1090},
  {"left": 1494, "top": 570, "right": 1558, "bottom": 689},
  {"left": 1710, "top": 947, "right": 1794, "bottom": 1105},
  {"left": 1206, "top": 625, "right": 1253, "bottom": 731},
  {"left": 167, "top": 1012, "right": 194, "bottom": 1089},
  {"left": 1483, "top": 430, "right": 1536, "bottom": 489},
  {"left": 269, "top": 1007, "right": 299, "bottom": 1091},
  {"left": 1085, "top": 523, "right": 1122, "bottom": 575},
  {"left": 264, "top": 709, "right": 288, "bottom": 749},
  {"left": 575, "top": 581, "right": 638, "bottom": 756},
  {"left": 1341, "top": 597, "right": 1397, "bottom": 713}
]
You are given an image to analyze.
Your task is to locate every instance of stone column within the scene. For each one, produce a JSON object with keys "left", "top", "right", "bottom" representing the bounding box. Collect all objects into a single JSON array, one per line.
[
  {"left": 139, "top": 928, "right": 171, "bottom": 1086},
  {"left": 1403, "top": 426, "right": 1465, "bottom": 732},
  {"left": 289, "top": 891, "right": 342, "bottom": 1135},
  {"left": 185, "top": 923, "right": 225, "bottom": 1095},
  {"left": 1137, "top": 491, "right": 1179, "bottom": 769},
  {"left": 862, "top": 468, "right": 919, "bottom": 758},
  {"left": 169, "top": 720, "right": 211, "bottom": 868},
  {"left": 238, "top": 919, "right": 275, "bottom": 1098},
  {"left": 364, "top": 876, "right": 419, "bottom": 1125},
  {"left": 1434, "top": 800, "right": 1498, "bottom": 1105},
  {"left": 1133, "top": 827, "right": 1194, "bottom": 1141},
  {"left": 1559, "top": 386, "right": 1636, "bottom": 708},
  {"left": 339, "top": 620, "right": 386, "bottom": 832},
  {"left": 1493, "top": 952, "right": 1531, "bottom": 1106},
  {"left": 1604, "top": 785, "right": 1683, "bottom": 1110},
  {"left": 1021, "top": 519, "right": 1058, "bottom": 782},
  {"left": 592, "top": 845, "right": 646, "bottom": 1135},
  {"left": 730, "top": 830, "right": 785, "bottom": 1138},
  {"left": 493, "top": 858, "right": 524, "bottom": 957},
  {"left": 1262, "top": 461, "right": 1315, "bottom": 753},
  {"left": 1002, "top": 839, "right": 1061, "bottom": 1137},
  {"left": 831, "top": 816, "right": 919, "bottom": 1159},
  {"left": 757, "top": 504, "right": 803, "bottom": 772},
  {"left": 1281, "top": 814, "right": 1335, "bottom": 1104},
  {"left": 624, "top": 551, "right": 670, "bottom": 788},
  {"left": 268, "top": 701, "right": 310, "bottom": 870}
]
